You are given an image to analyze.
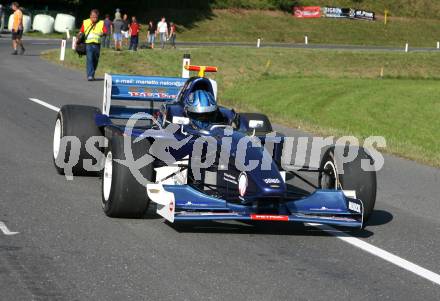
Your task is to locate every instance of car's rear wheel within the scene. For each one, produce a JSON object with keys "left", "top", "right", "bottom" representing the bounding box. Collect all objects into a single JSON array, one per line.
[
  {"left": 53, "top": 105, "right": 104, "bottom": 176},
  {"left": 101, "top": 127, "right": 154, "bottom": 218},
  {"left": 318, "top": 145, "right": 377, "bottom": 221}
]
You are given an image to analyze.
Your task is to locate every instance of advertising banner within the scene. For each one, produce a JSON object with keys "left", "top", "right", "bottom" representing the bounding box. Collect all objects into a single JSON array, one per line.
[
  {"left": 351, "top": 9, "right": 375, "bottom": 21},
  {"left": 323, "top": 7, "right": 351, "bottom": 18},
  {"left": 293, "top": 6, "right": 321, "bottom": 18}
]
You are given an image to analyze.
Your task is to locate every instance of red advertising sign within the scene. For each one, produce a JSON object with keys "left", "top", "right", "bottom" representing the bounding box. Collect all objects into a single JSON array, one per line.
[{"left": 293, "top": 6, "right": 321, "bottom": 18}]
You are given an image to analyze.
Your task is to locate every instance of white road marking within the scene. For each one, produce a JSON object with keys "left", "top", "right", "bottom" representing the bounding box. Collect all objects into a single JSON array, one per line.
[
  {"left": 28, "top": 98, "right": 60, "bottom": 112},
  {"left": 26, "top": 96, "right": 440, "bottom": 286},
  {"left": 308, "top": 223, "right": 440, "bottom": 286},
  {"left": 0, "top": 221, "right": 19, "bottom": 235}
]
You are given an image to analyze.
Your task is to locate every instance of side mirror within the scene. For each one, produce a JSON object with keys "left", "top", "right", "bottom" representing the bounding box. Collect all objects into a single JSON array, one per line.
[
  {"left": 172, "top": 116, "right": 190, "bottom": 125},
  {"left": 249, "top": 120, "right": 264, "bottom": 129}
]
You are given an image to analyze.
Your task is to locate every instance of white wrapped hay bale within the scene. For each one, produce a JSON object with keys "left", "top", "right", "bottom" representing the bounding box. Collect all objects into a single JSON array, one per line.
[
  {"left": 23, "top": 15, "right": 31, "bottom": 32},
  {"left": 54, "top": 13, "right": 75, "bottom": 33},
  {"left": 8, "top": 14, "right": 31, "bottom": 33},
  {"left": 33, "top": 14, "right": 55, "bottom": 34},
  {"left": 8, "top": 14, "right": 13, "bottom": 31}
]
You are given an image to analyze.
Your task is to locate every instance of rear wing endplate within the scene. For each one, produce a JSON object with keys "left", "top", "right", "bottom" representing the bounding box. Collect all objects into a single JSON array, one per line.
[{"left": 102, "top": 73, "right": 187, "bottom": 118}]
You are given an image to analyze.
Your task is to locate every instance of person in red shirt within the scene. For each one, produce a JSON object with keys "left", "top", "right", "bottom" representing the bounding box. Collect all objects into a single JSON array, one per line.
[{"left": 128, "top": 16, "right": 140, "bottom": 51}]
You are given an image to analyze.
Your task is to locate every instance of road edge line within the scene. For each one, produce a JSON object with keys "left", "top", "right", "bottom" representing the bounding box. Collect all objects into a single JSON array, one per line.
[
  {"left": 29, "top": 98, "right": 60, "bottom": 112},
  {"left": 309, "top": 224, "right": 440, "bottom": 286}
]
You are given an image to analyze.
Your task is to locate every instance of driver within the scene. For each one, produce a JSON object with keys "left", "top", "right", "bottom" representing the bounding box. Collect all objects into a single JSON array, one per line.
[{"left": 184, "top": 90, "right": 220, "bottom": 130}]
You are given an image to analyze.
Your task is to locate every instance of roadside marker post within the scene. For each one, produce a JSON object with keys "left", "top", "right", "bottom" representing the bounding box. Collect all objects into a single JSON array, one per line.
[
  {"left": 405, "top": 43, "right": 409, "bottom": 53},
  {"left": 257, "top": 38, "right": 261, "bottom": 48},
  {"left": 437, "top": 41, "right": 439, "bottom": 49},
  {"left": 182, "top": 54, "right": 191, "bottom": 78},
  {"left": 60, "top": 39, "right": 66, "bottom": 61},
  {"left": 305, "top": 35, "right": 309, "bottom": 45},
  {"left": 384, "top": 9, "right": 388, "bottom": 25},
  {"left": 72, "top": 36, "right": 77, "bottom": 50}
]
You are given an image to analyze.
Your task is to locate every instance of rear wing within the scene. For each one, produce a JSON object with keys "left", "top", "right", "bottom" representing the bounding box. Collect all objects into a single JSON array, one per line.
[{"left": 102, "top": 74, "right": 187, "bottom": 119}]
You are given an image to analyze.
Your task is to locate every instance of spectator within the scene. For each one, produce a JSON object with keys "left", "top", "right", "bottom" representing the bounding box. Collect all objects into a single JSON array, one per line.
[
  {"left": 79, "top": 9, "right": 107, "bottom": 81},
  {"left": 121, "top": 14, "right": 129, "bottom": 48},
  {"left": 114, "top": 9, "right": 121, "bottom": 20},
  {"left": 0, "top": 4, "right": 4, "bottom": 35},
  {"left": 169, "top": 21, "right": 176, "bottom": 49},
  {"left": 112, "top": 13, "right": 123, "bottom": 51},
  {"left": 147, "top": 20, "right": 155, "bottom": 49},
  {"left": 11, "top": 2, "right": 24, "bottom": 55},
  {"left": 156, "top": 17, "right": 168, "bottom": 49},
  {"left": 128, "top": 16, "right": 140, "bottom": 51},
  {"left": 101, "top": 14, "right": 112, "bottom": 48}
]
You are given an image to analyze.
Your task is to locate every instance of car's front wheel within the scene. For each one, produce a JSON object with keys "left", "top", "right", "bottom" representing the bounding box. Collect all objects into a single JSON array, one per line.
[{"left": 318, "top": 145, "right": 377, "bottom": 221}]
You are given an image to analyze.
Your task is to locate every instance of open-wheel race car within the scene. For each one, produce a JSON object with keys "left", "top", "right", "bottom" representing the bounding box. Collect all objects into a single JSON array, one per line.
[{"left": 52, "top": 63, "right": 377, "bottom": 229}]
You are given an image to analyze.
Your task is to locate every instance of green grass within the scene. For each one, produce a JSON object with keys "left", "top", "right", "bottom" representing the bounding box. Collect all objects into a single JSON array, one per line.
[
  {"left": 42, "top": 46, "right": 440, "bottom": 166},
  {"left": 224, "top": 76, "right": 440, "bottom": 165}
]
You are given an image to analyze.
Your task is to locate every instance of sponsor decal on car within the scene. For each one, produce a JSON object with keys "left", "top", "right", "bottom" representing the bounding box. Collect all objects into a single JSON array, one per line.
[
  {"left": 128, "top": 91, "right": 177, "bottom": 99},
  {"left": 348, "top": 201, "right": 361, "bottom": 213},
  {"left": 223, "top": 173, "right": 238, "bottom": 184},
  {"left": 251, "top": 214, "right": 289, "bottom": 221},
  {"left": 264, "top": 178, "right": 280, "bottom": 184}
]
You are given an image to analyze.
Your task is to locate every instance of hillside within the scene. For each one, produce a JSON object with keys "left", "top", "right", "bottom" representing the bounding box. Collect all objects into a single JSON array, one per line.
[
  {"left": 212, "top": 1, "right": 440, "bottom": 18},
  {"left": 175, "top": 9, "right": 440, "bottom": 47},
  {"left": 18, "top": 0, "right": 440, "bottom": 19},
  {"left": 298, "top": 1, "right": 440, "bottom": 18},
  {"left": 26, "top": 5, "right": 440, "bottom": 48}
]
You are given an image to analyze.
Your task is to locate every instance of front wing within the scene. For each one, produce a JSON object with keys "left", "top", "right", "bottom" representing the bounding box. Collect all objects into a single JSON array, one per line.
[{"left": 147, "top": 184, "right": 364, "bottom": 228}]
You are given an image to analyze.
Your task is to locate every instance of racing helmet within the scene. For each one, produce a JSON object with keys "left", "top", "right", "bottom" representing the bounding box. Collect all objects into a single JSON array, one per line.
[{"left": 184, "top": 90, "right": 217, "bottom": 129}]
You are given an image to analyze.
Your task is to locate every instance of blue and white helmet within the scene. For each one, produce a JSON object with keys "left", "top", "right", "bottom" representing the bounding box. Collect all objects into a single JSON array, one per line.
[{"left": 185, "top": 90, "right": 217, "bottom": 114}]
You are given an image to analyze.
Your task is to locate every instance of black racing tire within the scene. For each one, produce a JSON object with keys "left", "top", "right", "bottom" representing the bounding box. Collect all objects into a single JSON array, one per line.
[
  {"left": 53, "top": 105, "right": 104, "bottom": 177},
  {"left": 101, "top": 127, "right": 154, "bottom": 218},
  {"left": 238, "top": 113, "right": 273, "bottom": 134},
  {"left": 318, "top": 145, "right": 377, "bottom": 221}
]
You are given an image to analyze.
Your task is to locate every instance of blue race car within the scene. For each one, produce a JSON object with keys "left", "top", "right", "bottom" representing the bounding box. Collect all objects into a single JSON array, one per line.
[{"left": 53, "top": 64, "right": 376, "bottom": 229}]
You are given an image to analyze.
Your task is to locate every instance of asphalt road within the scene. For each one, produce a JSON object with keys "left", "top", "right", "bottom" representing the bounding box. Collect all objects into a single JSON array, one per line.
[{"left": 0, "top": 39, "right": 440, "bottom": 300}]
